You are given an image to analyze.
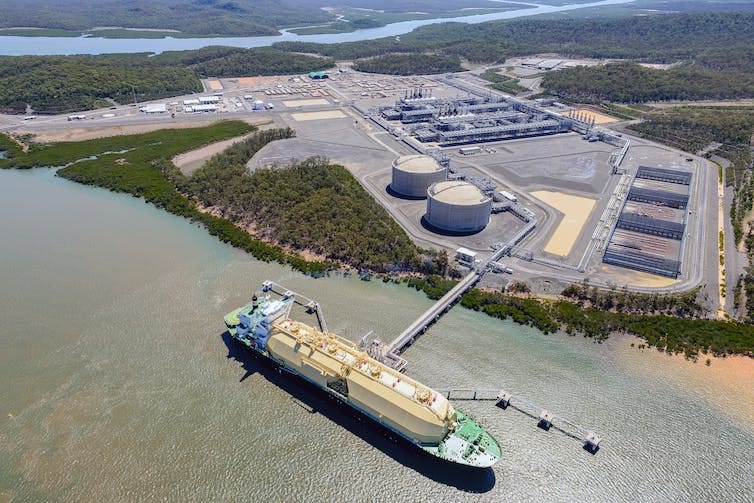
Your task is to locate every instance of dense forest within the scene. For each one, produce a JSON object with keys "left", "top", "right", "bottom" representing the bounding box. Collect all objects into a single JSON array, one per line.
[
  {"left": 155, "top": 46, "right": 334, "bottom": 78},
  {"left": 352, "top": 54, "right": 462, "bottom": 76},
  {"left": 275, "top": 12, "right": 754, "bottom": 65},
  {"left": 541, "top": 61, "right": 754, "bottom": 103},
  {"left": 0, "top": 47, "right": 332, "bottom": 114},
  {"left": 0, "top": 55, "right": 202, "bottom": 114},
  {"left": 184, "top": 137, "right": 423, "bottom": 271}
]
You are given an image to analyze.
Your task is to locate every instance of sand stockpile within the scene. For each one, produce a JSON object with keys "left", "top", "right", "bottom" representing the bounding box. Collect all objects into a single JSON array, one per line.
[{"left": 531, "top": 190, "right": 596, "bottom": 256}]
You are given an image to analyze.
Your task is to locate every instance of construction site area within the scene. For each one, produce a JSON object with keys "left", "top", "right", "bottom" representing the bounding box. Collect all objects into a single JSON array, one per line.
[{"left": 8, "top": 68, "right": 717, "bottom": 297}]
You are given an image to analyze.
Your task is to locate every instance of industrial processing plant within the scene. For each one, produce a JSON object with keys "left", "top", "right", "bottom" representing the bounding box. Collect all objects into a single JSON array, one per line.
[
  {"left": 380, "top": 89, "right": 574, "bottom": 146},
  {"left": 168, "top": 69, "right": 713, "bottom": 294}
]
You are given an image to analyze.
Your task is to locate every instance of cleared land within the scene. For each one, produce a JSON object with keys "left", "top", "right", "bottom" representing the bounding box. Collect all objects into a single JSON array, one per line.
[
  {"left": 283, "top": 98, "right": 331, "bottom": 107},
  {"left": 21, "top": 117, "right": 268, "bottom": 143},
  {"left": 291, "top": 110, "right": 347, "bottom": 121},
  {"left": 531, "top": 190, "right": 596, "bottom": 256},
  {"left": 207, "top": 80, "right": 223, "bottom": 91},
  {"left": 575, "top": 109, "right": 618, "bottom": 124}
]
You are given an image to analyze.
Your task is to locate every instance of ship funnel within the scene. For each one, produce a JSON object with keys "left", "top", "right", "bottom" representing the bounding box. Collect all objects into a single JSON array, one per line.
[{"left": 252, "top": 294, "right": 258, "bottom": 310}]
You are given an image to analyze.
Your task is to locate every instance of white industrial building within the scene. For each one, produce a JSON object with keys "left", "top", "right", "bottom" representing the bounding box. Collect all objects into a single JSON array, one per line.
[
  {"left": 141, "top": 103, "right": 167, "bottom": 114},
  {"left": 426, "top": 181, "right": 491, "bottom": 233},
  {"left": 390, "top": 154, "right": 446, "bottom": 198},
  {"left": 198, "top": 96, "right": 221, "bottom": 104},
  {"left": 192, "top": 104, "right": 216, "bottom": 113}
]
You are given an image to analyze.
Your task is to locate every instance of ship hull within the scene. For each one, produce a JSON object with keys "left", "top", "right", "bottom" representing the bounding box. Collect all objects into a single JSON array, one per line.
[
  {"left": 228, "top": 335, "right": 497, "bottom": 468},
  {"left": 224, "top": 290, "right": 501, "bottom": 468}
]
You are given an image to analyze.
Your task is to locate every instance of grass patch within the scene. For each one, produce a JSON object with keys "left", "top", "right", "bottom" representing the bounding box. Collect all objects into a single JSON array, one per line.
[
  {"left": 0, "top": 134, "right": 23, "bottom": 159},
  {"left": 478, "top": 68, "right": 527, "bottom": 94}
]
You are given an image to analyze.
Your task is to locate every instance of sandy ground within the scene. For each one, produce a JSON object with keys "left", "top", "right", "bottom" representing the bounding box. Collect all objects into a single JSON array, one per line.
[
  {"left": 575, "top": 109, "right": 618, "bottom": 124},
  {"left": 207, "top": 80, "right": 223, "bottom": 91},
  {"left": 531, "top": 190, "right": 597, "bottom": 256},
  {"left": 172, "top": 118, "right": 275, "bottom": 175},
  {"left": 291, "top": 110, "right": 347, "bottom": 122},
  {"left": 282, "top": 98, "right": 330, "bottom": 107},
  {"left": 597, "top": 265, "right": 680, "bottom": 288},
  {"left": 22, "top": 119, "right": 265, "bottom": 144},
  {"left": 618, "top": 334, "right": 754, "bottom": 431}
]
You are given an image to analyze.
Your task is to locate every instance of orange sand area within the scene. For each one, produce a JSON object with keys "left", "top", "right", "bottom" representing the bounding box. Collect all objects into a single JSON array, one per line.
[
  {"left": 531, "top": 190, "right": 597, "bottom": 256},
  {"left": 599, "top": 265, "right": 680, "bottom": 288},
  {"left": 576, "top": 109, "right": 618, "bottom": 124},
  {"left": 207, "top": 80, "right": 223, "bottom": 91}
]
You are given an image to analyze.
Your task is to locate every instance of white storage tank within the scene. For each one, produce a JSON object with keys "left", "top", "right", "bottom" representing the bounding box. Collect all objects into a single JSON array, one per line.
[
  {"left": 426, "top": 181, "right": 491, "bottom": 233},
  {"left": 390, "top": 155, "right": 446, "bottom": 198}
]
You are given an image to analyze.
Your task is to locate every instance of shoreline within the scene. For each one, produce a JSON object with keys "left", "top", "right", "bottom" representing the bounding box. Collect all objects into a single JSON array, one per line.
[{"left": 613, "top": 333, "right": 754, "bottom": 431}]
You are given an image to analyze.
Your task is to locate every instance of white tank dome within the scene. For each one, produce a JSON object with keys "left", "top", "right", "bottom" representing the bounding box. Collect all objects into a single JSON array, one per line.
[
  {"left": 426, "top": 181, "right": 491, "bottom": 233},
  {"left": 390, "top": 155, "right": 446, "bottom": 198}
]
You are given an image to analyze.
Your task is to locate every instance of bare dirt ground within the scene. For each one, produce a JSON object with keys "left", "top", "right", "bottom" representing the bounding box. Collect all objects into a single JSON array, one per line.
[
  {"left": 574, "top": 108, "right": 618, "bottom": 124},
  {"left": 22, "top": 119, "right": 230, "bottom": 143},
  {"left": 172, "top": 118, "right": 276, "bottom": 175},
  {"left": 22, "top": 117, "right": 272, "bottom": 145}
]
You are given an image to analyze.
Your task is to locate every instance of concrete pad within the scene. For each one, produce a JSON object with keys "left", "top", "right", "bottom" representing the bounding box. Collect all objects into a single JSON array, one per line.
[
  {"left": 531, "top": 190, "right": 597, "bottom": 256},
  {"left": 291, "top": 110, "right": 347, "bottom": 121},
  {"left": 283, "top": 99, "right": 330, "bottom": 107}
]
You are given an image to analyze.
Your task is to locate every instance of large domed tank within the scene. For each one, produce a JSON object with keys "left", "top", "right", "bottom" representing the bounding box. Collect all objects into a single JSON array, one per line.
[
  {"left": 426, "top": 181, "right": 491, "bottom": 233},
  {"left": 390, "top": 155, "right": 446, "bottom": 198}
]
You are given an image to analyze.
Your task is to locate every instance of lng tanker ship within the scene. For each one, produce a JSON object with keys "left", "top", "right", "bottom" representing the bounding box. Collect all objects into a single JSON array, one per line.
[{"left": 224, "top": 287, "right": 502, "bottom": 468}]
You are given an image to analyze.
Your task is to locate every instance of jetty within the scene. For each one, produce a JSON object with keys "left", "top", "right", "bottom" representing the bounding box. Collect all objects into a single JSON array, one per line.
[
  {"left": 259, "top": 280, "right": 602, "bottom": 454},
  {"left": 436, "top": 387, "right": 602, "bottom": 453}
]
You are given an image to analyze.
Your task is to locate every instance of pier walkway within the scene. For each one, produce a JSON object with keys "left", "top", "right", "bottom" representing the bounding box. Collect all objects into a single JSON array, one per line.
[
  {"left": 385, "top": 269, "right": 481, "bottom": 354},
  {"left": 436, "top": 387, "right": 602, "bottom": 453}
]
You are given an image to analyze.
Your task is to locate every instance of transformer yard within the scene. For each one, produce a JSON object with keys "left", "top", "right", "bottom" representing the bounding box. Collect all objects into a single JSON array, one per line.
[{"left": 3, "top": 67, "right": 718, "bottom": 301}]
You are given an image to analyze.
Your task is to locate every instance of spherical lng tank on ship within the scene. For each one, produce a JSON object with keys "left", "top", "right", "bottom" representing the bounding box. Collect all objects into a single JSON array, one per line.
[
  {"left": 426, "top": 181, "right": 491, "bottom": 233},
  {"left": 390, "top": 155, "right": 446, "bottom": 198}
]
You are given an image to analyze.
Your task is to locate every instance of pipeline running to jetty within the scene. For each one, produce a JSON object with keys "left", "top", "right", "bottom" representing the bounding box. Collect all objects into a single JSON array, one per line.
[{"left": 263, "top": 280, "right": 602, "bottom": 453}]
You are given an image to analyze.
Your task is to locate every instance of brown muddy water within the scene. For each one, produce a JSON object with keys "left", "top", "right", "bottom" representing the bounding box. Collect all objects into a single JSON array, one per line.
[{"left": 1, "top": 169, "right": 752, "bottom": 501}]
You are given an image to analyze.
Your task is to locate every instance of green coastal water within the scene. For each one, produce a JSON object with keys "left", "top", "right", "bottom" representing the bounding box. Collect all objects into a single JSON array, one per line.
[{"left": 1, "top": 169, "right": 752, "bottom": 501}]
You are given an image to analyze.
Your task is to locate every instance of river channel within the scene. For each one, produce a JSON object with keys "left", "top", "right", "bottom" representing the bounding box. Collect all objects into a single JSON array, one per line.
[
  {"left": 0, "top": 168, "right": 752, "bottom": 501},
  {"left": 0, "top": 0, "right": 634, "bottom": 56}
]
